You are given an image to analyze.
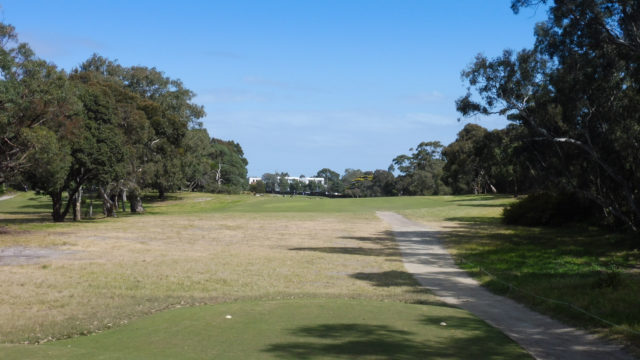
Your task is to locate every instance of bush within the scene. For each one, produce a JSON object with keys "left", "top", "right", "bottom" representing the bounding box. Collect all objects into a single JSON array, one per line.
[{"left": 502, "top": 192, "right": 599, "bottom": 226}]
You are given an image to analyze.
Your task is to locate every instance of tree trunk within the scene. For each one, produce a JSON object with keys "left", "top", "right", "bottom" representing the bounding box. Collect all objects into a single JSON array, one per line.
[
  {"left": 130, "top": 194, "right": 144, "bottom": 213},
  {"left": 113, "top": 193, "right": 119, "bottom": 212},
  {"left": 158, "top": 187, "right": 165, "bottom": 200},
  {"left": 99, "top": 186, "right": 117, "bottom": 218},
  {"left": 121, "top": 189, "right": 127, "bottom": 212},
  {"left": 51, "top": 191, "right": 65, "bottom": 222},
  {"left": 73, "top": 186, "right": 83, "bottom": 221}
]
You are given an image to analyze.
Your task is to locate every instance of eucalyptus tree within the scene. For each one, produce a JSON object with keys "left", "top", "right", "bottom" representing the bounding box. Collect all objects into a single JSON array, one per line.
[
  {"left": 442, "top": 124, "right": 489, "bottom": 194},
  {"left": 371, "top": 169, "right": 396, "bottom": 196},
  {"left": 182, "top": 128, "right": 216, "bottom": 191},
  {"left": 208, "top": 138, "right": 249, "bottom": 193},
  {"left": 458, "top": 0, "right": 640, "bottom": 230},
  {"left": 315, "top": 168, "right": 342, "bottom": 194},
  {"left": 262, "top": 173, "right": 278, "bottom": 193},
  {"left": 0, "top": 22, "right": 79, "bottom": 187},
  {"left": 391, "top": 142, "right": 449, "bottom": 195}
]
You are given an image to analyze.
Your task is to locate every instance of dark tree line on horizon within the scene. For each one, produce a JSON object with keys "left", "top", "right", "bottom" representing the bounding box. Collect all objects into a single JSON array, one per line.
[{"left": 0, "top": 22, "right": 248, "bottom": 222}]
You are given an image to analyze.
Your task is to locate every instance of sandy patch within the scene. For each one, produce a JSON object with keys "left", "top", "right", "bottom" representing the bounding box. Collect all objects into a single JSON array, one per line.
[{"left": 0, "top": 246, "right": 78, "bottom": 266}]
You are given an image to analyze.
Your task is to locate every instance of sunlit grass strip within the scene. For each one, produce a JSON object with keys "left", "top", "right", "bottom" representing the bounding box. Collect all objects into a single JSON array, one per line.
[{"left": 1, "top": 299, "right": 532, "bottom": 360}]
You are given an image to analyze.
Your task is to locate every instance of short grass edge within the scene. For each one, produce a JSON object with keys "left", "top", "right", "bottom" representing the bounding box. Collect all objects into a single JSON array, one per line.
[{"left": 1, "top": 298, "right": 532, "bottom": 360}]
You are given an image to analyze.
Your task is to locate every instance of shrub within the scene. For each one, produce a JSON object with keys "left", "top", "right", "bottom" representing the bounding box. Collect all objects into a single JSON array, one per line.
[{"left": 502, "top": 192, "right": 599, "bottom": 226}]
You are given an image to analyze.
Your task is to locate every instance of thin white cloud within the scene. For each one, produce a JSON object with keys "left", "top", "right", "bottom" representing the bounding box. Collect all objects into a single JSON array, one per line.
[
  {"left": 195, "top": 88, "right": 268, "bottom": 104},
  {"left": 205, "top": 110, "right": 457, "bottom": 136},
  {"left": 405, "top": 112, "right": 456, "bottom": 126},
  {"left": 19, "top": 31, "right": 103, "bottom": 58},
  {"left": 242, "top": 75, "right": 323, "bottom": 93},
  {"left": 403, "top": 90, "right": 446, "bottom": 103}
]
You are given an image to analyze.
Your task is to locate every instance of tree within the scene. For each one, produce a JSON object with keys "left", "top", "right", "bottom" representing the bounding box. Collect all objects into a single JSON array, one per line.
[
  {"left": 77, "top": 55, "right": 206, "bottom": 200},
  {"left": 21, "top": 127, "right": 72, "bottom": 221},
  {"left": 182, "top": 128, "right": 216, "bottom": 192},
  {"left": 278, "top": 173, "right": 290, "bottom": 194},
  {"left": 371, "top": 169, "right": 396, "bottom": 196},
  {"left": 1, "top": 22, "right": 81, "bottom": 187},
  {"left": 316, "top": 168, "right": 342, "bottom": 194},
  {"left": 262, "top": 173, "right": 279, "bottom": 193},
  {"left": 208, "top": 139, "right": 249, "bottom": 193},
  {"left": 458, "top": 0, "right": 640, "bottom": 230},
  {"left": 442, "top": 124, "right": 489, "bottom": 194},
  {"left": 391, "top": 142, "right": 449, "bottom": 195},
  {"left": 249, "top": 180, "right": 266, "bottom": 193},
  {"left": 289, "top": 179, "right": 303, "bottom": 194}
]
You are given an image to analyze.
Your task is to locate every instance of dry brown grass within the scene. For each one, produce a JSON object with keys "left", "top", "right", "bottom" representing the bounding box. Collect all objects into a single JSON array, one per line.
[{"left": 0, "top": 208, "right": 438, "bottom": 343}]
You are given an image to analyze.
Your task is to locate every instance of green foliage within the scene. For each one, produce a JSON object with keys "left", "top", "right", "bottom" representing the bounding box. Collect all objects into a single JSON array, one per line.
[
  {"left": 249, "top": 180, "right": 266, "bottom": 193},
  {"left": 208, "top": 139, "right": 249, "bottom": 194},
  {"left": 458, "top": 1, "right": 640, "bottom": 231},
  {"left": 21, "top": 127, "right": 71, "bottom": 195},
  {"left": 502, "top": 192, "right": 600, "bottom": 227},
  {"left": 1, "top": 23, "right": 247, "bottom": 219},
  {"left": 443, "top": 124, "right": 534, "bottom": 196},
  {"left": 316, "top": 168, "right": 342, "bottom": 193},
  {"left": 278, "top": 174, "right": 290, "bottom": 193},
  {"left": 261, "top": 173, "right": 279, "bottom": 193},
  {"left": 392, "top": 142, "right": 450, "bottom": 196}
]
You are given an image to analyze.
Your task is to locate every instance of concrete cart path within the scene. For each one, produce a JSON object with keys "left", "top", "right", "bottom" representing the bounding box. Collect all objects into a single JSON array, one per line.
[
  {"left": 377, "top": 211, "right": 635, "bottom": 360},
  {"left": 0, "top": 194, "right": 16, "bottom": 201}
]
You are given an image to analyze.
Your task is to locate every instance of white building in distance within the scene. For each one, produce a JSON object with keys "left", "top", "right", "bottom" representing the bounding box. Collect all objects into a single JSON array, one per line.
[{"left": 248, "top": 176, "right": 325, "bottom": 186}]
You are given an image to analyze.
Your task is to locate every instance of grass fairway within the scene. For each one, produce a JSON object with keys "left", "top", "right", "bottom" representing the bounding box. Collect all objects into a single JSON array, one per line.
[
  {"left": 0, "top": 192, "right": 532, "bottom": 358},
  {"left": 2, "top": 299, "right": 530, "bottom": 359},
  {"left": 4, "top": 191, "right": 637, "bottom": 356}
]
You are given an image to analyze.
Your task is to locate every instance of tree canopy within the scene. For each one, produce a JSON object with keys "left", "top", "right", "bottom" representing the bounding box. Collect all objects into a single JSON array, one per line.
[
  {"left": 457, "top": 0, "right": 640, "bottom": 231},
  {"left": 1, "top": 22, "right": 248, "bottom": 221}
]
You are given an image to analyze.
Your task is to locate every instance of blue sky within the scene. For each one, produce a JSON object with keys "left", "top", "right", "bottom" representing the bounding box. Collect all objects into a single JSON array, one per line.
[{"left": 1, "top": 1, "right": 547, "bottom": 177}]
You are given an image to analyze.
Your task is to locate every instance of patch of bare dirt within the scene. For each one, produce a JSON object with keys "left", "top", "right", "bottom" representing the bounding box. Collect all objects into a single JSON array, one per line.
[
  {"left": 0, "top": 246, "right": 78, "bottom": 266},
  {"left": 0, "top": 226, "right": 30, "bottom": 236}
]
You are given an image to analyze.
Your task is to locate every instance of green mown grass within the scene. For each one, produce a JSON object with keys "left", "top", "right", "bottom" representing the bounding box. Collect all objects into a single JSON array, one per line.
[
  {"left": 2, "top": 299, "right": 530, "bottom": 360},
  {"left": 2, "top": 191, "right": 638, "bottom": 354},
  {"left": 1, "top": 191, "right": 532, "bottom": 359},
  {"left": 402, "top": 200, "right": 640, "bottom": 348}
]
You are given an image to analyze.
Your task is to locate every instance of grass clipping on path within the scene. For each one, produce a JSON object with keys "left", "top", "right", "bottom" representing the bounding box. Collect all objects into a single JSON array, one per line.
[{"left": 0, "top": 199, "right": 436, "bottom": 343}]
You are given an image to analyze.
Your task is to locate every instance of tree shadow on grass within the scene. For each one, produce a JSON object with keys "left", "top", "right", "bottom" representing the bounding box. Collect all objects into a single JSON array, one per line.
[
  {"left": 445, "top": 216, "right": 501, "bottom": 225},
  {"left": 456, "top": 203, "right": 508, "bottom": 208},
  {"left": 350, "top": 270, "right": 418, "bottom": 287},
  {"left": 0, "top": 214, "right": 52, "bottom": 226},
  {"left": 338, "top": 231, "right": 396, "bottom": 246},
  {"left": 17, "top": 199, "right": 52, "bottom": 211},
  {"left": 289, "top": 231, "right": 402, "bottom": 259},
  {"left": 289, "top": 246, "right": 398, "bottom": 257},
  {"left": 447, "top": 195, "right": 508, "bottom": 202},
  {"left": 262, "top": 313, "right": 530, "bottom": 359},
  {"left": 419, "top": 218, "right": 640, "bottom": 338}
]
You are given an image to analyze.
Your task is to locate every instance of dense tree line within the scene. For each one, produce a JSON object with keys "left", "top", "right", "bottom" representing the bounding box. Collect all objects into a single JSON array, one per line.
[
  {"left": 457, "top": 0, "right": 640, "bottom": 231},
  {"left": 0, "top": 22, "right": 247, "bottom": 221}
]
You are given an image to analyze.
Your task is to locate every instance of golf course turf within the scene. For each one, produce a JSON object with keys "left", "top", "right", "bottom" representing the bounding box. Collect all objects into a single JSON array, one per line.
[
  {"left": 2, "top": 191, "right": 637, "bottom": 357},
  {"left": 2, "top": 299, "right": 530, "bottom": 359}
]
